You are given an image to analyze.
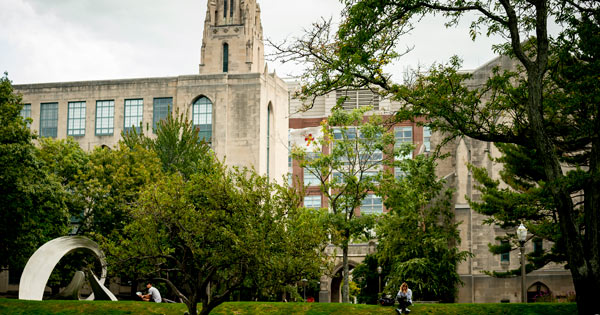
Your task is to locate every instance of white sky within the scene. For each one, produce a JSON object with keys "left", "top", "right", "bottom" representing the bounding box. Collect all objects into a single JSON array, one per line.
[{"left": 0, "top": 0, "right": 509, "bottom": 84}]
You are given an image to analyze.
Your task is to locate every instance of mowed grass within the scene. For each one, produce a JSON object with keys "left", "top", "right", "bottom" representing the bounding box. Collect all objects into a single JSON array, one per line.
[{"left": 0, "top": 298, "right": 577, "bottom": 315}]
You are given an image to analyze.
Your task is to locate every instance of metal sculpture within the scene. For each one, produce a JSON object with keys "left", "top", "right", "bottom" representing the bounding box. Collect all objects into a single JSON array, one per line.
[{"left": 18, "top": 236, "right": 117, "bottom": 301}]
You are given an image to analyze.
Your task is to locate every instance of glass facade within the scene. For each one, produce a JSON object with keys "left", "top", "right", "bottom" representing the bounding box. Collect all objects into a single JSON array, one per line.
[
  {"left": 192, "top": 96, "right": 213, "bottom": 144},
  {"left": 40, "top": 102, "right": 58, "bottom": 138},
  {"left": 95, "top": 100, "right": 114, "bottom": 135},
  {"left": 124, "top": 99, "right": 143, "bottom": 133},
  {"left": 67, "top": 101, "right": 86, "bottom": 136}
]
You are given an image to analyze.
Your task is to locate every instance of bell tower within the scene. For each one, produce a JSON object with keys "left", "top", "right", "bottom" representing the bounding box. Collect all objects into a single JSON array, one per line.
[{"left": 199, "top": 0, "right": 265, "bottom": 74}]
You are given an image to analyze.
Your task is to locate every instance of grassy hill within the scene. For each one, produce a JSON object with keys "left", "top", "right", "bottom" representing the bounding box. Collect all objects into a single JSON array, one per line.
[{"left": 0, "top": 298, "right": 577, "bottom": 315}]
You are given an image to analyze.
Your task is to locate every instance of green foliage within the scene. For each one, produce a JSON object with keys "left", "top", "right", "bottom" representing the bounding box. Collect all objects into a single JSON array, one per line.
[
  {"left": 376, "top": 155, "right": 470, "bottom": 302},
  {"left": 291, "top": 107, "right": 396, "bottom": 303},
  {"left": 105, "top": 162, "right": 328, "bottom": 315},
  {"left": 276, "top": 1, "right": 600, "bottom": 312},
  {"left": 351, "top": 254, "right": 387, "bottom": 304},
  {"left": 121, "top": 108, "right": 213, "bottom": 179},
  {"left": 0, "top": 74, "right": 70, "bottom": 268},
  {"left": 75, "top": 144, "right": 163, "bottom": 237}
]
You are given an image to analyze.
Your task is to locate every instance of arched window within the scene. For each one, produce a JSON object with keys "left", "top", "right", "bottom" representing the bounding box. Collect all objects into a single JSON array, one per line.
[
  {"left": 223, "top": 43, "right": 229, "bottom": 73},
  {"left": 223, "top": 0, "right": 228, "bottom": 18},
  {"left": 193, "top": 96, "right": 213, "bottom": 144}
]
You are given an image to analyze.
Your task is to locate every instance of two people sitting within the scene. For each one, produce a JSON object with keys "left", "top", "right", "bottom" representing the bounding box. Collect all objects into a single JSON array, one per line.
[{"left": 395, "top": 282, "right": 412, "bottom": 314}]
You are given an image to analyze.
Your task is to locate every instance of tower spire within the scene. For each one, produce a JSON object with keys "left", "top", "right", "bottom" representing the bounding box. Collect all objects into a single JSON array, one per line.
[{"left": 199, "top": 0, "right": 265, "bottom": 74}]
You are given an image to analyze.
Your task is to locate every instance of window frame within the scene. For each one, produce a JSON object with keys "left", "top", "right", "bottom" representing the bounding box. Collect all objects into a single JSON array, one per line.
[
  {"left": 20, "top": 103, "right": 31, "bottom": 127},
  {"left": 153, "top": 97, "right": 172, "bottom": 133},
  {"left": 123, "top": 98, "right": 144, "bottom": 134},
  {"left": 95, "top": 100, "right": 114, "bottom": 136},
  {"left": 360, "top": 194, "right": 383, "bottom": 215},
  {"left": 192, "top": 96, "right": 213, "bottom": 144},
  {"left": 39, "top": 102, "right": 59, "bottom": 138},
  {"left": 304, "top": 195, "right": 322, "bottom": 209},
  {"left": 67, "top": 101, "right": 86, "bottom": 137}
]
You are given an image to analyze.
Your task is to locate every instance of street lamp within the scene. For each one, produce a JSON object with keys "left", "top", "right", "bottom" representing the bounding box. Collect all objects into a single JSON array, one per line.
[
  {"left": 377, "top": 266, "right": 383, "bottom": 294},
  {"left": 301, "top": 278, "right": 308, "bottom": 301},
  {"left": 517, "top": 223, "right": 528, "bottom": 303}
]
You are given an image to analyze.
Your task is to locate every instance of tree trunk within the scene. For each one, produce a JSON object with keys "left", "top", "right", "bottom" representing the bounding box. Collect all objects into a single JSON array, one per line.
[
  {"left": 186, "top": 294, "right": 198, "bottom": 315},
  {"left": 524, "top": 58, "right": 600, "bottom": 315},
  {"left": 341, "top": 233, "right": 350, "bottom": 303}
]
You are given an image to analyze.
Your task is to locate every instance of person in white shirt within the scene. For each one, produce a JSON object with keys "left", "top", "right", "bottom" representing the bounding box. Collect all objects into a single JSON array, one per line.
[
  {"left": 395, "top": 282, "right": 412, "bottom": 314},
  {"left": 140, "top": 282, "right": 162, "bottom": 303}
]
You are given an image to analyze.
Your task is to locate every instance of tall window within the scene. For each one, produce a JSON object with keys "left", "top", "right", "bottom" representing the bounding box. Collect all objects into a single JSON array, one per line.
[
  {"left": 423, "top": 126, "right": 431, "bottom": 152},
  {"left": 304, "top": 195, "right": 321, "bottom": 209},
  {"left": 303, "top": 168, "right": 320, "bottom": 186},
  {"left": 95, "top": 100, "right": 114, "bottom": 135},
  {"left": 223, "top": 43, "right": 229, "bottom": 73},
  {"left": 361, "top": 194, "right": 383, "bottom": 214},
  {"left": 192, "top": 97, "right": 213, "bottom": 144},
  {"left": 40, "top": 102, "right": 58, "bottom": 138},
  {"left": 153, "top": 97, "right": 172, "bottom": 132},
  {"left": 500, "top": 240, "right": 510, "bottom": 262},
  {"left": 20, "top": 103, "right": 31, "bottom": 127},
  {"left": 230, "top": 0, "right": 234, "bottom": 17},
  {"left": 124, "top": 99, "right": 143, "bottom": 133},
  {"left": 223, "top": 0, "right": 228, "bottom": 18},
  {"left": 67, "top": 101, "right": 86, "bottom": 136},
  {"left": 267, "top": 105, "right": 271, "bottom": 177}
]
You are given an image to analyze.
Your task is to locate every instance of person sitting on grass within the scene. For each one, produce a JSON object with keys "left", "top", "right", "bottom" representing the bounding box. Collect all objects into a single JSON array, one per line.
[
  {"left": 138, "top": 282, "right": 162, "bottom": 303},
  {"left": 395, "top": 282, "right": 412, "bottom": 314}
]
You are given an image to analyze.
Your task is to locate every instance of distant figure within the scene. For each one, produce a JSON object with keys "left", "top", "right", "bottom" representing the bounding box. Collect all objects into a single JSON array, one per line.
[
  {"left": 139, "top": 282, "right": 162, "bottom": 303},
  {"left": 395, "top": 282, "right": 412, "bottom": 314}
]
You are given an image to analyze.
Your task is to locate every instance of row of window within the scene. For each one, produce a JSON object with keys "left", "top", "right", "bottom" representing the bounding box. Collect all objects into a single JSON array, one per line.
[
  {"left": 21, "top": 97, "right": 213, "bottom": 142},
  {"left": 303, "top": 194, "right": 383, "bottom": 214}
]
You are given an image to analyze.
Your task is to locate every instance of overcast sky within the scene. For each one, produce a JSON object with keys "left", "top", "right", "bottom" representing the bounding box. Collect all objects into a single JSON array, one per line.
[{"left": 1, "top": 0, "right": 510, "bottom": 84}]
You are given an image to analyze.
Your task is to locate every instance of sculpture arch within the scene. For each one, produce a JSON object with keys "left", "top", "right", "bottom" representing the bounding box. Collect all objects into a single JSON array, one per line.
[{"left": 18, "top": 236, "right": 113, "bottom": 301}]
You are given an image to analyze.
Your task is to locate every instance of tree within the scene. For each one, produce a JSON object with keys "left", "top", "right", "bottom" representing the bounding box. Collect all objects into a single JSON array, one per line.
[
  {"left": 291, "top": 107, "right": 395, "bottom": 303},
  {"left": 0, "top": 73, "right": 70, "bottom": 269},
  {"left": 121, "top": 109, "right": 214, "bottom": 180},
  {"left": 273, "top": 1, "right": 599, "bottom": 312},
  {"left": 105, "top": 163, "right": 328, "bottom": 315},
  {"left": 376, "top": 155, "right": 470, "bottom": 302},
  {"left": 468, "top": 143, "right": 566, "bottom": 277}
]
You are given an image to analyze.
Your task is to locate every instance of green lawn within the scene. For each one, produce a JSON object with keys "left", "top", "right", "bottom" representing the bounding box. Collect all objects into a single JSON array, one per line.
[{"left": 0, "top": 298, "right": 577, "bottom": 315}]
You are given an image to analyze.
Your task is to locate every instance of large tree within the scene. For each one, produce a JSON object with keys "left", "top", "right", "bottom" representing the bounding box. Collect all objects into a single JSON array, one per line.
[
  {"left": 105, "top": 163, "right": 328, "bottom": 315},
  {"left": 376, "top": 155, "right": 470, "bottom": 302},
  {"left": 0, "top": 74, "right": 70, "bottom": 269},
  {"left": 274, "top": 1, "right": 599, "bottom": 312},
  {"left": 291, "top": 107, "right": 395, "bottom": 303}
]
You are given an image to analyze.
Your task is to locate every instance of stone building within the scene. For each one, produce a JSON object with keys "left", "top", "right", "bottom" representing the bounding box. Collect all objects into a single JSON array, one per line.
[
  {"left": 2, "top": 0, "right": 574, "bottom": 304},
  {"left": 12, "top": 0, "right": 287, "bottom": 181}
]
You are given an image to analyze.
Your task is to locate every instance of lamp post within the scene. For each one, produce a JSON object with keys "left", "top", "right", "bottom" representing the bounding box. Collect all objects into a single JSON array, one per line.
[
  {"left": 517, "top": 223, "right": 528, "bottom": 303},
  {"left": 301, "top": 278, "right": 308, "bottom": 301},
  {"left": 377, "top": 266, "right": 382, "bottom": 294}
]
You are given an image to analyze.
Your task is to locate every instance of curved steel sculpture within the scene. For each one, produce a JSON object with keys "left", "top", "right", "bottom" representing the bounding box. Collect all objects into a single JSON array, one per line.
[{"left": 18, "top": 236, "right": 117, "bottom": 301}]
